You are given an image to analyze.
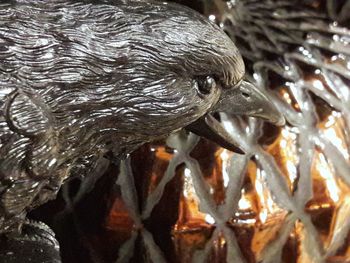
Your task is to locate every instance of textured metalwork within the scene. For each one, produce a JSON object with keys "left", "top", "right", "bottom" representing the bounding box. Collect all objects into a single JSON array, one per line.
[
  {"left": 0, "top": 220, "right": 61, "bottom": 263},
  {"left": 2, "top": 0, "right": 347, "bottom": 262},
  {"left": 59, "top": 0, "right": 350, "bottom": 263},
  {"left": 0, "top": 0, "right": 282, "bottom": 243}
]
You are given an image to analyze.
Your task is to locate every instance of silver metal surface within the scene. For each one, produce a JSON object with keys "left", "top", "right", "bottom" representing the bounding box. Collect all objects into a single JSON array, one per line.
[{"left": 0, "top": 0, "right": 281, "bottom": 241}]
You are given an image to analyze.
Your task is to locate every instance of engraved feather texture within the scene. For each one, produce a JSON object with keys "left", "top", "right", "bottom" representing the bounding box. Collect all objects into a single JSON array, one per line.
[{"left": 0, "top": 0, "right": 245, "bottom": 232}]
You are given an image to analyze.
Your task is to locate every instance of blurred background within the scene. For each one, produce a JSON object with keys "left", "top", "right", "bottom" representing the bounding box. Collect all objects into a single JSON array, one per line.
[{"left": 29, "top": 1, "right": 350, "bottom": 262}]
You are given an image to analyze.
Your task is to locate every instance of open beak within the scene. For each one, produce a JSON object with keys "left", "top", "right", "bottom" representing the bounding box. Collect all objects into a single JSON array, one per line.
[{"left": 186, "top": 81, "right": 285, "bottom": 154}]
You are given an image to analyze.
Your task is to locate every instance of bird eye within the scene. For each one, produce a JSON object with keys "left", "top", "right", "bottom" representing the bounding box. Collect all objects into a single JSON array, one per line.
[{"left": 196, "top": 76, "right": 217, "bottom": 95}]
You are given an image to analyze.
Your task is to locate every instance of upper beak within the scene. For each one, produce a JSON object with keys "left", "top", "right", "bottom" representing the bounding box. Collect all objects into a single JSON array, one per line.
[
  {"left": 186, "top": 80, "right": 285, "bottom": 154},
  {"left": 213, "top": 81, "right": 285, "bottom": 126}
]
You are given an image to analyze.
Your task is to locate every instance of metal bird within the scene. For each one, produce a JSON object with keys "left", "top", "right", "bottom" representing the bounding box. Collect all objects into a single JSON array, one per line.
[{"left": 0, "top": 0, "right": 283, "bottom": 241}]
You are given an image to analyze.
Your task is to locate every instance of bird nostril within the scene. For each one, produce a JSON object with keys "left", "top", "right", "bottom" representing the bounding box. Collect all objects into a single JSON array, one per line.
[{"left": 241, "top": 92, "right": 250, "bottom": 98}]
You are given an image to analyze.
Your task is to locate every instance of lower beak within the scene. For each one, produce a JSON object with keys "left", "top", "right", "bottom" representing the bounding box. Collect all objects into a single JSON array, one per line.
[
  {"left": 186, "top": 113, "right": 244, "bottom": 154},
  {"left": 186, "top": 81, "right": 285, "bottom": 154}
]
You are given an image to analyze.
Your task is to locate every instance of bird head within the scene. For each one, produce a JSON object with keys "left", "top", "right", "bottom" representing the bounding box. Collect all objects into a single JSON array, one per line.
[{"left": 88, "top": 1, "right": 285, "bottom": 154}]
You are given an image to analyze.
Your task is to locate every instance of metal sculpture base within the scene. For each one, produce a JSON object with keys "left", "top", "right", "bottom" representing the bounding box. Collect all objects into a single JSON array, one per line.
[{"left": 0, "top": 221, "right": 61, "bottom": 263}]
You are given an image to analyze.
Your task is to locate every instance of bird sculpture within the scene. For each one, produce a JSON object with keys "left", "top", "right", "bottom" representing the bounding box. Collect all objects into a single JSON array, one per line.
[
  {"left": 48, "top": 1, "right": 349, "bottom": 262},
  {"left": 0, "top": 0, "right": 284, "bottom": 261}
]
